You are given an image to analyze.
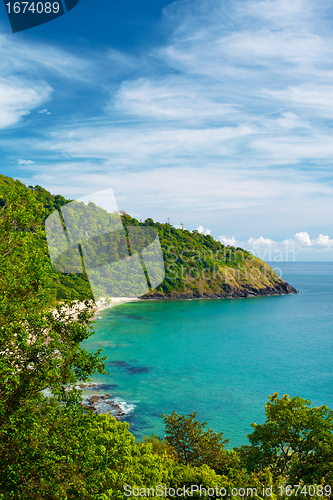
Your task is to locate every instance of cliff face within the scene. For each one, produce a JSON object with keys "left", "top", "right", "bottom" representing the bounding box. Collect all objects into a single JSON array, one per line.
[
  {"left": 143, "top": 259, "right": 298, "bottom": 300},
  {"left": 144, "top": 281, "right": 298, "bottom": 300}
]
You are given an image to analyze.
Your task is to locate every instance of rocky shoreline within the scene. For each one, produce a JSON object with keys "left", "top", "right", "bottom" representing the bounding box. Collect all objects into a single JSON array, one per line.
[
  {"left": 143, "top": 281, "right": 298, "bottom": 301},
  {"left": 90, "top": 281, "right": 298, "bottom": 311},
  {"left": 78, "top": 383, "right": 131, "bottom": 419},
  {"left": 90, "top": 271, "right": 298, "bottom": 311},
  {"left": 80, "top": 395, "right": 126, "bottom": 417}
]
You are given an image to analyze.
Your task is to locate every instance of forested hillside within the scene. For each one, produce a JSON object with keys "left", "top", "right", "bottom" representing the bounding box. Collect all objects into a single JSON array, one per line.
[
  {"left": 0, "top": 174, "right": 297, "bottom": 302},
  {"left": 122, "top": 213, "right": 297, "bottom": 299}
]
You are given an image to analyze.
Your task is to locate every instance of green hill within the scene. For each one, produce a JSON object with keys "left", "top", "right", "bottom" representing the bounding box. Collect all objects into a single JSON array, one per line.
[
  {"left": 124, "top": 214, "right": 297, "bottom": 299},
  {"left": 0, "top": 174, "right": 297, "bottom": 301}
]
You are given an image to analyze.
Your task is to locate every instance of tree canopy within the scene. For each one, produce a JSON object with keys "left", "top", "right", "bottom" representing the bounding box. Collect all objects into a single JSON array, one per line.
[
  {"left": 239, "top": 392, "right": 333, "bottom": 484},
  {"left": 162, "top": 410, "right": 230, "bottom": 472},
  {"left": 0, "top": 183, "right": 106, "bottom": 424}
]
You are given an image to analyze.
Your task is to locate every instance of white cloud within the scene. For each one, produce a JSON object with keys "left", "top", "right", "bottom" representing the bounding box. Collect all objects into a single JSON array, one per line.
[
  {"left": 158, "top": 0, "right": 332, "bottom": 80},
  {"left": 274, "top": 112, "right": 310, "bottom": 129},
  {"left": 0, "top": 35, "right": 94, "bottom": 83},
  {"left": 0, "top": 32, "right": 98, "bottom": 130},
  {"left": 248, "top": 236, "right": 276, "bottom": 247},
  {"left": 219, "top": 31, "right": 327, "bottom": 66},
  {"left": 38, "top": 109, "right": 51, "bottom": 115},
  {"left": 264, "top": 85, "right": 333, "bottom": 116},
  {"left": 34, "top": 0, "right": 333, "bottom": 176},
  {"left": 25, "top": 162, "right": 333, "bottom": 214},
  {"left": 219, "top": 235, "right": 237, "bottom": 246},
  {"left": 18, "top": 159, "right": 34, "bottom": 165},
  {"left": 113, "top": 77, "right": 239, "bottom": 122},
  {"left": 294, "top": 231, "right": 312, "bottom": 246},
  {"left": 314, "top": 234, "right": 333, "bottom": 247},
  {"left": 45, "top": 124, "right": 255, "bottom": 164},
  {"left": 0, "top": 79, "right": 51, "bottom": 129},
  {"left": 244, "top": 0, "right": 313, "bottom": 26},
  {"left": 218, "top": 231, "right": 333, "bottom": 261},
  {"left": 197, "top": 225, "right": 211, "bottom": 235},
  {"left": 106, "top": 48, "right": 139, "bottom": 76}
]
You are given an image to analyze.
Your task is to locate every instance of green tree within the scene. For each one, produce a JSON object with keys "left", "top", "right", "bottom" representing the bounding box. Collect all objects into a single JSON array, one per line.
[
  {"left": 142, "top": 434, "right": 176, "bottom": 459},
  {"left": 162, "top": 411, "right": 231, "bottom": 474},
  {"left": 0, "top": 407, "right": 173, "bottom": 499},
  {"left": 0, "top": 183, "right": 106, "bottom": 423},
  {"left": 239, "top": 393, "right": 333, "bottom": 484},
  {"left": 1, "top": 404, "right": 235, "bottom": 499}
]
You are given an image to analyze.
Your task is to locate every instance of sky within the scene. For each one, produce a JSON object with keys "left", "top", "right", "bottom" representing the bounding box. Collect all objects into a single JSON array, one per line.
[{"left": 1, "top": 0, "right": 333, "bottom": 261}]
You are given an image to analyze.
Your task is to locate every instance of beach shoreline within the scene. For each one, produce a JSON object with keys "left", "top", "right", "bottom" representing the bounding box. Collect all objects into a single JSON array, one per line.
[
  {"left": 55, "top": 297, "right": 140, "bottom": 321},
  {"left": 93, "top": 297, "right": 140, "bottom": 317}
]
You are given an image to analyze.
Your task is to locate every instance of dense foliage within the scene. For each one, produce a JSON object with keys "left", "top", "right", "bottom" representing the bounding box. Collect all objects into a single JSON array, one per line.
[
  {"left": 0, "top": 183, "right": 106, "bottom": 421},
  {"left": 1, "top": 405, "right": 231, "bottom": 499},
  {"left": 161, "top": 410, "right": 230, "bottom": 473},
  {"left": 121, "top": 214, "right": 281, "bottom": 298},
  {"left": 3, "top": 397, "right": 332, "bottom": 498},
  {"left": 238, "top": 393, "right": 333, "bottom": 484}
]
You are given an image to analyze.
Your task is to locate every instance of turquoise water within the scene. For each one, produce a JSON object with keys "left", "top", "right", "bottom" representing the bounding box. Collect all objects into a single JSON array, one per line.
[{"left": 82, "top": 263, "right": 333, "bottom": 448}]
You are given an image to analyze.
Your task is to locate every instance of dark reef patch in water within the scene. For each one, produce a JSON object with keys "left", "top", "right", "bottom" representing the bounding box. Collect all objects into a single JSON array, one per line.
[
  {"left": 126, "top": 366, "right": 149, "bottom": 375},
  {"left": 109, "top": 360, "right": 130, "bottom": 367},
  {"left": 98, "top": 383, "right": 118, "bottom": 391},
  {"left": 109, "top": 360, "right": 150, "bottom": 375}
]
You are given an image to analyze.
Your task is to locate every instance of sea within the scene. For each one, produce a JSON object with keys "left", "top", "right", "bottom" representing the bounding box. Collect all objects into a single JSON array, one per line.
[{"left": 81, "top": 262, "right": 333, "bottom": 448}]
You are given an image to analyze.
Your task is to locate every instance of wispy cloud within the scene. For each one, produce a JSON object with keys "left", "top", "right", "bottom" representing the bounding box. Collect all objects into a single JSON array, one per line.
[
  {"left": 35, "top": 0, "right": 333, "bottom": 173},
  {"left": 0, "top": 32, "right": 100, "bottom": 130},
  {"left": 20, "top": 161, "right": 333, "bottom": 245},
  {"left": 0, "top": 35, "right": 95, "bottom": 83},
  {"left": 18, "top": 159, "right": 34, "bottom": 165},
  {"left": 112, "top": 77, "right": 240, "bottom": 122},
  {"left": 0, "top": 78, "right": 51, "bottom": 129},
  {"left": 2, "top": 0, "right": 333, "bottom": 261}
]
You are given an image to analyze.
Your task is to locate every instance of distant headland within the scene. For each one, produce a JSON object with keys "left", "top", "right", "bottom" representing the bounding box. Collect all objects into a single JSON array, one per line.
[{"left": 0, "top": 174, "right": 298, "bottom": 302}]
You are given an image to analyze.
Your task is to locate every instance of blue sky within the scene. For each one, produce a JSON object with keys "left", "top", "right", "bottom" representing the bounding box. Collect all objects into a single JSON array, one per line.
[{"left": 1, "top": 0, "right": 333, "bottom": 260}]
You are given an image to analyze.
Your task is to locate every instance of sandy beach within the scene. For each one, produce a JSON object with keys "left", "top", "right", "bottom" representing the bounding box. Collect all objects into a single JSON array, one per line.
[
  {"left": 54, "top": 297, "right": 140, "bottom": 321},
  {"left": 94, "top": 297, "right": 140, "bottom": 316}
]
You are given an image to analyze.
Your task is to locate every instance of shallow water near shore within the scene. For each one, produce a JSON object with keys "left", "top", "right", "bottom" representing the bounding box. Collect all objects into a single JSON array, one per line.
[{"left": 81, "top": 262, "right": 333, "bottom": 447}]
